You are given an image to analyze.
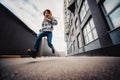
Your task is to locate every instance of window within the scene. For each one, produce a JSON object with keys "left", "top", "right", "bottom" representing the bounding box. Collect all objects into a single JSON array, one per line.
[
  {"left": 102, "top": 0, "right": 120, "bottom": 29},
  {"left": 77, "top": 33, "right": 82, "bottom": 48},
  {"left": 84, "top": 0, "right": 89, "bottom": 11},
  {"left": 83, "top": 18, "right": 98, "bottom": 44},
  {"left": 80, "top": 0, "right": 89, "bottom": 21}
]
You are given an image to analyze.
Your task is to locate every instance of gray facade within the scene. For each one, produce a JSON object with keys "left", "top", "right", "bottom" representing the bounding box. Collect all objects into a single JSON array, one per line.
[{"left": 64, "top": 0, "right": 120, "bottom": 56}]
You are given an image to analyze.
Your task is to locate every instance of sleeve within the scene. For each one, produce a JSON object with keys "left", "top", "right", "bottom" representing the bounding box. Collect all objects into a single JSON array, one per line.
[{"left": 51, "top": 17, "right": 58, "bottom": 25}]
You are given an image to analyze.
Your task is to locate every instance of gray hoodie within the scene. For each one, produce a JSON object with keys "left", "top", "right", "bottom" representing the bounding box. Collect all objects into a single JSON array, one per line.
[{"left": 41, "top": 16, "right": 58, "bottom": 32}]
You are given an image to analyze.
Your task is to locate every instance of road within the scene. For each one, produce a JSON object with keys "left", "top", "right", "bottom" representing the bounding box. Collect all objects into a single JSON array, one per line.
[{"left": 0, "top": 56, "right": 120, "bottom": 80}]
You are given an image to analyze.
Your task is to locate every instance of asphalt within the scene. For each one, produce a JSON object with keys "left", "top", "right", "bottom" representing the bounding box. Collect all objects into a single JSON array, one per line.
[{"left": 0, "top": 56, "right": 120, "bottom": 80}]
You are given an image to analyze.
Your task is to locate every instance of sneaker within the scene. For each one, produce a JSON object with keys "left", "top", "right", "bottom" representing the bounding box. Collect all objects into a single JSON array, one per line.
[
  {"left": 27, "top": 49, "right": 37, "bottom": 58},
  {"left": 51, "top": 48, "right": 55, "bottom": 54}
]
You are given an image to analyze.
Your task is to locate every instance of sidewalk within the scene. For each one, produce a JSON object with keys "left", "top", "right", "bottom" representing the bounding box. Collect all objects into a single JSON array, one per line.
[{"left": 0, "top": 57, "right": 120, "bottom": 80}]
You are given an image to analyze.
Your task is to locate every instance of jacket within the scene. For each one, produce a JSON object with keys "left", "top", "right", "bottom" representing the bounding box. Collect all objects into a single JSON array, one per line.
[{"left": 41, "top": 16, "right": 58, "bottom": 32}]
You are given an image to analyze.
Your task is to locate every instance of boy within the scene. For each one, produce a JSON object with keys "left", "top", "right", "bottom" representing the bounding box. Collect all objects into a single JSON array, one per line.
[{"left": 27, "top": 9, "right": 58, "bottom": 58}]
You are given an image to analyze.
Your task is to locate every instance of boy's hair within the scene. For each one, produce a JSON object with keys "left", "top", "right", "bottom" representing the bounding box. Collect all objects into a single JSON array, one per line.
[{"left": 43, "top": 9, "right": 52, "bottom": 17}]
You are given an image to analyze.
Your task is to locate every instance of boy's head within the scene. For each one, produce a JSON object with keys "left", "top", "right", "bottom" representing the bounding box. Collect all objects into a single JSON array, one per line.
[{"left": 43, "top": 9, "right": 52, "bottom": 18}]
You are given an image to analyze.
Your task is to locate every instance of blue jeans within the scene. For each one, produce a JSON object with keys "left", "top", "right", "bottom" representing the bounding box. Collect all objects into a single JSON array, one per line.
[{"left": 33, "top": 31, "right": 54, "bottom": 51}]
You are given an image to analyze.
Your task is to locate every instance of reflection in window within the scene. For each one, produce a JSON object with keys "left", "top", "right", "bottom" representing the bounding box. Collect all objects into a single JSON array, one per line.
[
  {"left": 103, "top": 0, "right": 120, "bottom": 28},
  {"left": 103, "top": 0, "right": 119, "bottom": 14},
  {"left": 83, "top": 18, "right": 98, "bottom": 44},
  {"left": 80, "top": 0, "right": 89, "bottom": 21},
  {"left": 109, "top": 8, "right": 120, "bottom": 28}
]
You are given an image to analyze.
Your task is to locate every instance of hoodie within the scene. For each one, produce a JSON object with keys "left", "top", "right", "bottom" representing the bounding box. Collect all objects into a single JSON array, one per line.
[{"left": 41, "top": 16, "right": 58, "bottom": 32}]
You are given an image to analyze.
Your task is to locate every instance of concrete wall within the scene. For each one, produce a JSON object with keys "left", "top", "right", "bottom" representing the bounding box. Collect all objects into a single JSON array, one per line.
[{"left": 0, "top": 3, "right": 36, "bottom": 55}]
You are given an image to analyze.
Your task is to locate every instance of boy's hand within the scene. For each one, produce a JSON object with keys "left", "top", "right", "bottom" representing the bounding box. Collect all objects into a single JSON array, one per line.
[{"left": 45, "top": 18, "right": 52, "bottom": 21}]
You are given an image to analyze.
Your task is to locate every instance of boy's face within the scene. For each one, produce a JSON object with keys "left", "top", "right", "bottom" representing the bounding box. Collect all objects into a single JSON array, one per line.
[{"left": 45, "top": 11, "right": 50, "bottom": 18}]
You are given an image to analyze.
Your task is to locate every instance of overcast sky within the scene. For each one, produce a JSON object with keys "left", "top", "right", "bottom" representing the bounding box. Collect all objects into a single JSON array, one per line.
[{"left": 0, "top": 0, "right": 67, "bottom": 53}]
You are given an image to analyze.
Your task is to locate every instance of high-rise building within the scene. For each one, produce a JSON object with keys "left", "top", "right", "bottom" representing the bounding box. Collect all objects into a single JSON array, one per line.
[{"left": 64, "top": 0, "right": 120, "bottom": 56}]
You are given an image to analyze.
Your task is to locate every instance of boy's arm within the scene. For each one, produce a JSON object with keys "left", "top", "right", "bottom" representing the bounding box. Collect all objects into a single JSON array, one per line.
[
  {"left": 51, "top": 18, "right": 58, "bottom": 25},
  {"left": 46, "top": 17, "right": 58, "bottom": 25}
]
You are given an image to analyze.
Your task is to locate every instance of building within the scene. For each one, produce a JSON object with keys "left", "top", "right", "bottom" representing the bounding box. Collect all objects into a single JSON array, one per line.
[{"left": 64, "top": 0, "right": 120, "bottom": 56}]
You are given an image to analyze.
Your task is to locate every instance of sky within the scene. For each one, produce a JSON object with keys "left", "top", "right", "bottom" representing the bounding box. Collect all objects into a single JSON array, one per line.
[{"left": 0, "top": 0, "right": 67, "bottom": 53}]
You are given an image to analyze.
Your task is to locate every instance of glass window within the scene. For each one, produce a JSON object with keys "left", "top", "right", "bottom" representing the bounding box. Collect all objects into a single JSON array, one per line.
[
  {"left": 83, "top": 18, "right": 98, "bottom": 44},
  {"left": 80, "top": 6, "right": 85, "bottom": 21},
  {"left": 93, "top": 29, "right": 98, "bottom": 39},
  {"left": 103, "top": 0, "right": 120, "bottom": 29},
  {"left": 103, "top": 0, "right": 119, "bottom": 14},
  {"left": 80, "top": 0, "right": 89, "bottom": 21},
  {"left": 82, "top": 5, "right": 86, "bottom": 17},
  {"left": 90, "top": 18, "right": 95, "bottom": 29},
  {"left": 84, "top": 35, "right": 89, "bottom": 44},
  {"left": 86, "top": 24, "right": 91, "bottom": 33},
  {"left": 83, "top": 28, "right": 87, "bottom": 36},
  {"left": 88, "top": 32, "right": 93, "bottom": 42},
  {"left": 109, "top": 8, "right": 120, "bottom": 28},
  {"left": 84, "top": 0, "right": 89, "bottom": 11}
]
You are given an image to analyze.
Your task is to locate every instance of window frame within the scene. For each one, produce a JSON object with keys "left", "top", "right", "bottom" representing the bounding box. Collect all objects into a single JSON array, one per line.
[
  {"left": 83, "top": 18, "right": 98, "bottom": 45},
  {"left": 79, "top": 0, "right": 89, "bottom": 22},
  {"left": 101, "top": 0, "right": 120, "bottom": 30}
]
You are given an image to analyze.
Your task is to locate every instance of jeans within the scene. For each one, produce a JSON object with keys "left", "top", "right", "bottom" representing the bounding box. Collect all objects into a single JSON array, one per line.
[{"left": 33, "top": 31, "right": 54, "bottom": 51}]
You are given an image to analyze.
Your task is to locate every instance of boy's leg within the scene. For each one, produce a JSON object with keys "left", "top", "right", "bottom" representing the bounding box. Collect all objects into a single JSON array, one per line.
[
  {"left": 33, "top": 31, "right": 45, "bottom": 51},
  {"left": 27, "top": 31, "right": 45, "bottom": 58},
  {"left": 47, "top": 32, "right": 55, "bottom": 53}
]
